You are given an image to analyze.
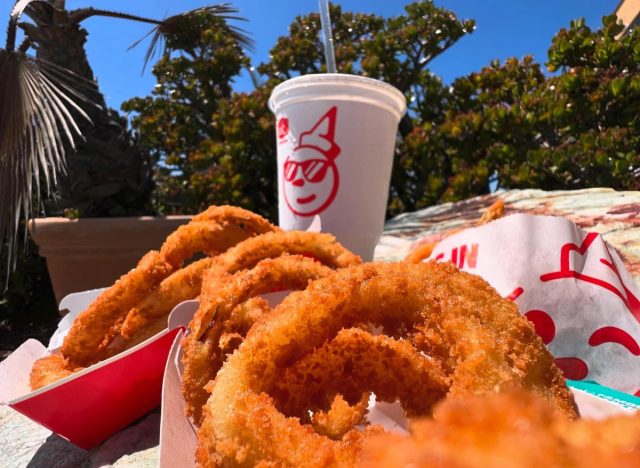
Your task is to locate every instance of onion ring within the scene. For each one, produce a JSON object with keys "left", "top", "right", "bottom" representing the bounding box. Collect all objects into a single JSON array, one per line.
[
  {"left": 120, "top": 257, "right": 214, "bottom": 339},
  {"left": 207, "top": 230, "right": 361, "bottom": 274},
  {"left": 159, "top": 220, "right": 277, "bottom": 269},
  {"left": 35, "top": 206, "right": 277, "bottom": 387},
  {"left": 29, "top": 355, "right": 84, "bottom": 390},
  {"left": 164, "top": 206, "right": 278, "bottom": 267},
  {"left": 405, "top": 199, "right": 504, "bottom": 264},
  {"left": 198, "top": 261, "right": 576, "bottom": 466},
  {"left": 193, "top": 231, "right": 361, "bottom": 341},
  {"left": 60, "top": 250, "right": 173, "bottom": 367},
  {"left": 94, "top": 315, "right": 168, "bottom": 362},
  {"left": 182, "top": 255, "right": 336, "bottom": 424},
  {"left": 121, "top": 220, "right": 315, "bottom": 342},
  {"left": 359, "top": 389, "right": 640, "bottom": 467},
  {"left": 478, "top": 199, "right": 504, "bottom": 225},
  {"left": 404, "top": 242, "right": 439, "bottom": 264},
  {"left": 191, "top": 205, "right": 273, "bottom": 225}
]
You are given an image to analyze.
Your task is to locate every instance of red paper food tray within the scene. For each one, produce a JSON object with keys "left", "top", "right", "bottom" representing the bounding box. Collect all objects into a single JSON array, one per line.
[{"left": 0, "top": 309, "right": 182, "bottom": 449}]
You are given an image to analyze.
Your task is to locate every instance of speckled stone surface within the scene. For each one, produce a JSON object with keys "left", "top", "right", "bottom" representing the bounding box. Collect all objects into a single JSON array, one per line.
[
  {"left": 3, "top": 187, "right": 639, "bottom": 466},
  {"left": 0, "top": 407, "right": 160, "bottom": 467}
]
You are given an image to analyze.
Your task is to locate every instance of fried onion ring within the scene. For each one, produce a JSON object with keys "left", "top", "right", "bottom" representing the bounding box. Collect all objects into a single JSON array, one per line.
[
  {"left": 36, "top": 206, "right": 277, "bottom": 387},
  {"left": 198, "top": 261, "right": 576, "bottom": 466},
  {"left": 405, "top": 199, "right": 505, "bottom": 264},
  {"left": 207, "top": 230, "right": 361, "bottom": 274},
  {"left": 121, "top": 218, "right": 313, "bottom": 342},
  {"left": 29, "top": 355, "right": 84, "bottom": 390},
  {"left": 192, "top": 231, "right": 361, "bottom": 341},
  {"left": 120, "top": 257, "right": 214, "bottom": 339},
  {"left": 191, "top": 205, "right": 273, "bottom": 225},
  {"left": 359, "top": 389, "right": 640, "bottom": 467},
  {"left": 159, "top": 220, "right": 277, "bottom": 269},
  {"left": 478, "top": 198, "right": 504, "bottom": 225},
  {"left": 93, "top": 315, "right": 168, "bottom": 362},
  {"left": 60, "top": 250, "right": 173, "bottom": 366},
  {"left": 404, "top": 242, "right": 439, "bottom": 264},
  {"left": 182, "top": 255, "right": 336, "bottom": 424},
  {"left": 160, "top": 206, "right": 278, "bottom": 268}
]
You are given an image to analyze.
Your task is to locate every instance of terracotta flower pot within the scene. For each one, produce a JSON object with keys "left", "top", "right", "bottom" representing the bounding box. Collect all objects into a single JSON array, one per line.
[{"left": 28, "top": 216, "right": 192, "bottom": 304}]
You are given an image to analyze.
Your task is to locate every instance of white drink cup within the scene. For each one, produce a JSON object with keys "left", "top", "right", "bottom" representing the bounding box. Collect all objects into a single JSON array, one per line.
[{"left": 268, "top": 74, "right": 407, "bottom": 260}]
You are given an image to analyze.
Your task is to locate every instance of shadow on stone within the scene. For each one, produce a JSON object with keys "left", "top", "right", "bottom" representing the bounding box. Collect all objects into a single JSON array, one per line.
[
  {"left": 26, "top": 434, "right": 87, "bottom": 468},
  {"left": 25, "top": 411, "right": 160, "bottom": 468},
  {"left": 86, "top": 411, "right": 160, "bottom": 467}
]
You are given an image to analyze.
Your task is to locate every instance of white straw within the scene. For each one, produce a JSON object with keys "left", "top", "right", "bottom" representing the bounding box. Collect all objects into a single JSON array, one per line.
[{"left": 318, "top": 0, "right": 337, "bottom": 73}]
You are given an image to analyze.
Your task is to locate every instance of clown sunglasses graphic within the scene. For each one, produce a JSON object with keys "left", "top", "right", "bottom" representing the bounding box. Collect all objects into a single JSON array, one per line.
[{"left": 284, "top": 159, "right": 332, "bottom": 185}]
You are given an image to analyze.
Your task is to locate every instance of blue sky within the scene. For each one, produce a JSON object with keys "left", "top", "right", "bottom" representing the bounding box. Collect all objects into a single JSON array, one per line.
[{"left": 2, "top": 0, "right": 619, "bottom": 109}]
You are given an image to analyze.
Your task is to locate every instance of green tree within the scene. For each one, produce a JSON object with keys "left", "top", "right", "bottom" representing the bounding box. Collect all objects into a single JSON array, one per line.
[
  {"left": 125, "top": 2, "right": 474, "bottom": 219},
  {"left": 127, "top": 4, "right": 639, "bottom": 222},
  {"left": 420, "top": 14, "right": 640, "bottom": 208},
  {"left": 0, "top": 2, "right": 248, "bottom": 347},
  {"left": 123, "top": 10, "right": 279, "bottom": 216}
]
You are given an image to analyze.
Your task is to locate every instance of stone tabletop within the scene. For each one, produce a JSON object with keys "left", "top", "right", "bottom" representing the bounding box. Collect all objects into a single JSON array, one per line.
[
  {"left": 2, "top": 187, "right": 639, "bottom": 467},
  {"left": 0, "top": 408, "right": 159, "bottom": 467}
]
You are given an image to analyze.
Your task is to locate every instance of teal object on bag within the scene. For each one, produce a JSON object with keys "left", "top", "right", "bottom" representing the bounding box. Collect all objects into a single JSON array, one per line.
[{"left": 568, "top": 380, "right": 640, "bottom": 411}]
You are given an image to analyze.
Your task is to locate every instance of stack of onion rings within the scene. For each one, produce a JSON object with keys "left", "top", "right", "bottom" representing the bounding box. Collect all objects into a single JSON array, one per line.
[
  {"left": 29, "top": 206, "right": 278, "bottom": 390},
  {"left": 196, "top": 261, "right": 576, "bottom": 466},
  {"left": 181, "top": 232, "right": 362, "bottom": 424}
]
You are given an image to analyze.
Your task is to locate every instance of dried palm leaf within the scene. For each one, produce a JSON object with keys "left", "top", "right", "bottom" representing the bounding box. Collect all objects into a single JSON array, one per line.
[
  {"left": 126, "top": 4, "right": 253, "bottom": 71},
  {"left": 1, "top": 1, "right": 250, "bottom": 275},
  {"left": 1, "top": 0, "right": 99, "bottom": 274}
]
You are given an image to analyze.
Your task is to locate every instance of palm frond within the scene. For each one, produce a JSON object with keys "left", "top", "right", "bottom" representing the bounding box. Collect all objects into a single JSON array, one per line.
[
  {"left": 127, "top": 4, "right": 253, "bottom": 71},
  {"left": 7, "top": 0, "right": 54, "bottom": 50},
  {"left": 0, "top": 49, "right": 98, "bottom": 274}
]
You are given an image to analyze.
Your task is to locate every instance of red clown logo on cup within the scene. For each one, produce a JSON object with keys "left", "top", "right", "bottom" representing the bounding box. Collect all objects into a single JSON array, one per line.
[{"left": 283, "top": 106, "right": 340, "bottom": 217}]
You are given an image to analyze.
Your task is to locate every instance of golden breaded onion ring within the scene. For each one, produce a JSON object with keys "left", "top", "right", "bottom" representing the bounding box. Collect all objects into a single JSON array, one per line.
[
  {"left": 121, "top": 219, "right": 324, "bottom": 342},
  {"left": 404, "top": 242, "right": 439, "bottom": 264},
  {"left": 159, "top": 219, "right": 277, "bottom": 269},
  {"left": 29, "top": 354, "right": 84, "bottom": 390},
  {"left": 193, "top": 231, "right": 362, "bottom": 340},
  {"left": 182, "top": 255, "right": 337, "bottom": 424},
  {"left": 198, "top": 261, "right": 576, "bottom": 467},
  {"left": 46, "top": 206, "right": 276, "bottom": 381},
  {"left": 120, "top": 257, "right": 214, "bottom": 339},
  {"left": 162, "top": 205, "right": 278, "bottom": 268},
  {"left": 359, "top": 389, "right": 640, "bottom": 467},
  {"left": 405, "top": 199, "right": 505, "bottom": 264},
  {"left": 208, "top": 230, "right": 361, "bottom": 274},
  {"left": 60, "top": 250, "right": 173, "bottom": 367}
]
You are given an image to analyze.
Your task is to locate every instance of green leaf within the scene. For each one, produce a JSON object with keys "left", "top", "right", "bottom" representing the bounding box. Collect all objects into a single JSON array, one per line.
[{"left": 611, "top": 77, "right": 627, "bottom": 97}]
